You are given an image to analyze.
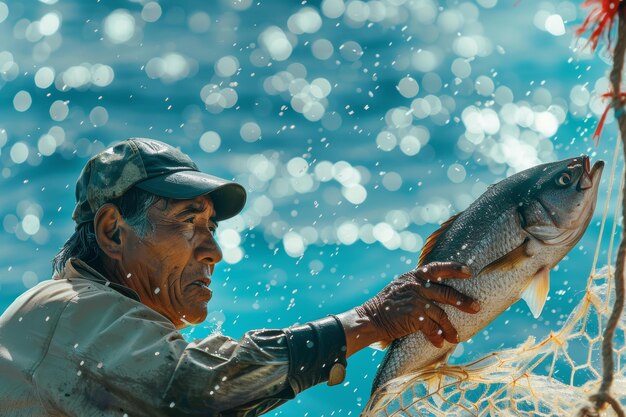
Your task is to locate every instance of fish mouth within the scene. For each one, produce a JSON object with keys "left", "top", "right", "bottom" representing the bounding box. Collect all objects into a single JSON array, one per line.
[
  {"left": 577, "top": 156, "right": 604, "bottom": 191},
  {"left": 554, "top": 157, "right": 603, "bottom": 244},
  {"left": 589, "top": 159, "right": 604, "bottom": 185},
  {"left": 577, "top": 157, "right": 604, "bottom": 225},
  {"left": 523, "top": 157, "right": 604, "bottom": 246}
]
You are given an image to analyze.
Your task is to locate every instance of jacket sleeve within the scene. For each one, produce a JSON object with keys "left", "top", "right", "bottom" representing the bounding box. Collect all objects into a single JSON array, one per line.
[
  {"left": 165, "top": 316, "right": 348, "bottom": 416},
  {"left": 32, "top": 285, "right": 347, "bottom": 417}
]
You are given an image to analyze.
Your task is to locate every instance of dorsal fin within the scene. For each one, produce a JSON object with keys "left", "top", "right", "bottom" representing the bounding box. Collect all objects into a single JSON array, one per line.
[{"left": 418, "top": 212, "right": 463, "bottom": 267}]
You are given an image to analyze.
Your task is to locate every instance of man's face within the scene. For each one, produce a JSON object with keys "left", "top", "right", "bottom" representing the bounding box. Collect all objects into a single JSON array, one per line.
[{"left": 120, "top": 195, "right": 222, "bottom": 328}]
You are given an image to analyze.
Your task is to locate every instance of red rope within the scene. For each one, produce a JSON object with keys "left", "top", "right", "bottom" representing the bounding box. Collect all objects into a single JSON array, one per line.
[
  {"left": 593, "top": 91, "right": 626, "bottom": 143},
  {"left": 577, "top": 0, "right": 622, "bottom": 51}
]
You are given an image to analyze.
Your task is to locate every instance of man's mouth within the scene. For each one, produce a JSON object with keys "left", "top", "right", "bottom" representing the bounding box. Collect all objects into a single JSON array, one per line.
[{"left": 191, "top": 279, "right": 211, "bottom": 289}]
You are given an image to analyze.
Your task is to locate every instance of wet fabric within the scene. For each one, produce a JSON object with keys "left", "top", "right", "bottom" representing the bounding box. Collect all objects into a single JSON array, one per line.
[{"left": 0, "top": 258, "right": 346, "bottom": 416}]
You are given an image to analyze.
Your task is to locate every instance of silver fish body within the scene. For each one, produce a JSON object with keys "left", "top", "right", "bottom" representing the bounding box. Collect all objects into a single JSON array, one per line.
[{"left": 371, "top": 156, "right": 604, "bottom": 393}]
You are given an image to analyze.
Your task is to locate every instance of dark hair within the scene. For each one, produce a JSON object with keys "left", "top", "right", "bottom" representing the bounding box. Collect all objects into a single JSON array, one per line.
[{"left": 52, "top": 187, "right": 160, "bottom": 274}]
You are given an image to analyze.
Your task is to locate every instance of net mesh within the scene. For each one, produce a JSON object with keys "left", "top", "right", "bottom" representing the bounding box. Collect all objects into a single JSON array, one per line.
[{"left": 362, "top": 140, "right": 626, "bottom": 417}]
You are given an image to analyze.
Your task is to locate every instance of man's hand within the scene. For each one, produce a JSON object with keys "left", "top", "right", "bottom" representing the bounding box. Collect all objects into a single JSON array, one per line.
[{"left": 351, "top": 262, "right": 480, "bottom": 351}]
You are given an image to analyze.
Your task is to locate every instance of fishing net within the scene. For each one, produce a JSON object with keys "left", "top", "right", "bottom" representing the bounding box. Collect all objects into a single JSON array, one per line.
[{"left": 362, "top": 141, "right": 626, "bottom": 416}]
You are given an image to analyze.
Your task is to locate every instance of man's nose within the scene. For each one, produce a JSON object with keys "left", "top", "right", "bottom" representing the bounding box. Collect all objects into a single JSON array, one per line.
[{"left": 194, "top": 231, "right": 223, "bottom": 265}]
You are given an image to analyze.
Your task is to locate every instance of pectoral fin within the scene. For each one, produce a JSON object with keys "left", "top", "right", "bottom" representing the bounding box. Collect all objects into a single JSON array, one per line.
[
  {"left": 521, "top": 267, "right": 550, "bottom": 318},
  {"left": 481, "top": 240, "right": 530, "bottom": 275},
  {"left": 370, "top": 341, "right": 390, "bottom": 351}
]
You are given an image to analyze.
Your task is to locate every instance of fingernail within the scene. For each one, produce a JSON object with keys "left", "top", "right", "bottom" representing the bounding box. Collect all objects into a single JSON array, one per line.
[
  {"left": 461, "top": 266, "right": 471, "bottom": 274},
  {"left": 455, "top": 334, "right": 460, "bottom": 343},
  {"left": 471, "top": 301, "right": 480, "bottom": 312}
]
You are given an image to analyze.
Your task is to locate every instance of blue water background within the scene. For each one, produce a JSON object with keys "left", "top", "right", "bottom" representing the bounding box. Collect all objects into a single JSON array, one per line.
[{"left": 0, "top": 0, "right": 622, "bottom": 415}]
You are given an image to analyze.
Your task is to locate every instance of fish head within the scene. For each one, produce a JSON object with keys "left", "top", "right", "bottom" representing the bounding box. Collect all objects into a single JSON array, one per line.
[{"left": 519, "top": 155, "right": 604, "bottom": 246}]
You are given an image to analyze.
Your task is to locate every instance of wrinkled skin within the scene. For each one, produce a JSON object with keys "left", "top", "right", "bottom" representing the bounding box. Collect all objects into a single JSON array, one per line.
[
  {"left": 97, "top": 195, "right": 222, "bottom": 328},
  {"left": 356, "top": 262, "right": 479, "bottom": 348}
]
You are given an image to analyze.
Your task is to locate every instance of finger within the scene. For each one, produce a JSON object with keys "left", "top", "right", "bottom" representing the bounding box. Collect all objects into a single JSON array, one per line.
[
  {"left": 420, "top": 316, "right": 445, "bottom": 348},
  {"left": 416, "top": 262, "right": 472, "bottom": 280},
  {"left": 418, "top": 283, "right": 480, "bottom": 314},
  {"left": 423, "top": 303, "right": 459, "bottom": 344}
]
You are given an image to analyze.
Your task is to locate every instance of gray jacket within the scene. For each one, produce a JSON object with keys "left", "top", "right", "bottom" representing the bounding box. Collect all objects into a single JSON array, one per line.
[{"left": 0, "top": 259, "right": 347, "bottom": 416}]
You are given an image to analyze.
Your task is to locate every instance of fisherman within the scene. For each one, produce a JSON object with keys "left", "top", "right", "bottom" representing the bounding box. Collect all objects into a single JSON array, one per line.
[{"left": 0, "top": 138, "right": 480, "bottom": 416}]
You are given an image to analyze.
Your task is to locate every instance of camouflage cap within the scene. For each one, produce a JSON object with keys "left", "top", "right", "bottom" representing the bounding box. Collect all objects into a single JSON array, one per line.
[{"left": 72, "top": 138, "right": 246, "bottom": 225}]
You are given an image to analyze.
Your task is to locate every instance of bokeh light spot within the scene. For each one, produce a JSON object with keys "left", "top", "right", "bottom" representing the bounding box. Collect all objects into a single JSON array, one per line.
[
  {"left": 49, "top": 100, "right": 69, "bottom": 121},
  {"left": 89, "top": 106, "right": 109, "bottom": 127},
  {"left": 37, "top": 134, "right": 57, "bottom": 156},
  {"left": 199, "top": 131, "right": 221, "bottom": 153},
  {"left": 312, "top": 39, "right": 334, "bottom": 60},
  {"left": 397, "top": 76, "right": 419, "bottom": 98},
  {"left": 240, "top": 122, "right": 261, "bottom": 142},
  {"left": 34, "top": 67, "right": 55, "bottom": 88},
  {"left": 0, "top": 2, "right": 8, "bottom": 24},
  {"left": 22, "top": 214, "right": 40, "bottom": 235},
  {"left": 141, "top": 2, "right": 162, "bottom": 23},
  {"left": 215, "top": 56, "right": 239, "bottom": 77},
  {"left": 13, "top": 91, "right": 32, "bottom": 112},
  {"left": 39, "top": 12, "right": 60, "bottom": 36},
  {"left": 104, "top": 9, "right": 135, "bottom": 44},
  {"left": 188, "top": 11, "right": 211, "bottom": 33},
  {"left": 447, "top": 163, "right": 467, "bottom": 183},
  {"left": 382, "top": 172, "right": 402, "bottom": 191},
  {"left": 10, "top": 142, "right": 29, "bottom": 164}
]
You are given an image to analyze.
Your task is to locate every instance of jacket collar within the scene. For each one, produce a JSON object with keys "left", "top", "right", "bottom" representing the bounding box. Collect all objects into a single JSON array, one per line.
[{"left": 57, "top": 258, "right": 141, "bottom": 302}]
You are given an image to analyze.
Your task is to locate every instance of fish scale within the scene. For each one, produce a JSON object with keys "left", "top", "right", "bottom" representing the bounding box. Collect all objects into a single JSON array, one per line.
[
  {"left": 467, "top": 209, "right": 525, "bottom": 269},
  {"left": 369, "top": 156, "right": 604, "bottom": 395},
  {"left": 372, "top": 210, "right": 536, "bottom": 390}
]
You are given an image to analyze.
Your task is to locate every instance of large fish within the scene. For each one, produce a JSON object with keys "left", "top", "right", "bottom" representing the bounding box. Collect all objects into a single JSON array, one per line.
[{"left": 369, "top": 156, "right": 604, "bottom": 396}]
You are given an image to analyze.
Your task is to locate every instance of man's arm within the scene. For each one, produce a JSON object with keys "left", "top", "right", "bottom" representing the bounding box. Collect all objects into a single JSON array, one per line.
[{"left": 33, "top": 262, "right": 477, "bottom": 416}]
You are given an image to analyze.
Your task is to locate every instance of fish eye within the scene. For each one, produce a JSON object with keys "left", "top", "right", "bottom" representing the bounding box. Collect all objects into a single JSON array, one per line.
[{"left": 556, "top": 172, "right": 571, "bottom": 186}]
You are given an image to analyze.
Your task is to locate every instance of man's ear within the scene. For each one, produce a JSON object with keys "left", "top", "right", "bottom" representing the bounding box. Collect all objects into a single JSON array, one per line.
[{"left": 94, "top": 204, "right": 128, "bottom": 260}]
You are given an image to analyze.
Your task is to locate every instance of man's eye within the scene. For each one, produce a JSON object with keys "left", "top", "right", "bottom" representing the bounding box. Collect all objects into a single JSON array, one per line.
[
  {"left": 184, "top": 217, "right": 195, "bottom": 224},
  {"left": 209, "top": 225, "right": 217, "bottom": 234}
]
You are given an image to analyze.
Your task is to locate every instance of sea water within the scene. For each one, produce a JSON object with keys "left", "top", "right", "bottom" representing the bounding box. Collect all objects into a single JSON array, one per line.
[{"left": 0, "top": 1, "right": 621, "bottom": 415}]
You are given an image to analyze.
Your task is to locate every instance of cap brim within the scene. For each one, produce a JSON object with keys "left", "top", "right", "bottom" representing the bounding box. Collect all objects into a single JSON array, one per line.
[{"left": 135, "top": 171, "right": 246, "bottom": 221}]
